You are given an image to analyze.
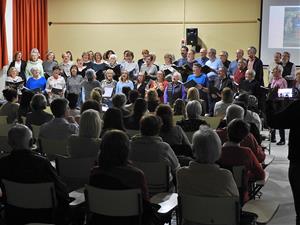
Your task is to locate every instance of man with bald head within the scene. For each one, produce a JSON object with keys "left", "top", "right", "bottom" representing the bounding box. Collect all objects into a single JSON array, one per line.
[
  {"left": 228, "top": 49, "right": 245, "bottom": 77},
  {"left": 0, "top": 124, "right": 68, "bottom": 224},
  {"left": 196, "top": 48, "right": 209, "bottom": 66}
]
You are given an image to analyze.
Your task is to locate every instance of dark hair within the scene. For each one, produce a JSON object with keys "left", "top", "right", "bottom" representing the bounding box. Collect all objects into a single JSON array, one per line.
[
  {"left": 103, "top": 50, "right": 115, "bottom": 61},
  {"left": 155, "top": 104, "right": 173, "bottom": 132},
  {"left": 112, "top": 94, "right": 127, "bottom": 108},
  {"left": 140, "top": 115, "right": 162, "bottom": 136},
  {"left": 173, "top": 99, "right": 186, "bottom": 116},
  {"left": 66, "top": 50, "right": 73, "bottom": 61},
  {"left": 193, "top": 63, "right": 202, "bottom": 68},
  {"left": 98, "top": 130, "right": 129, "bottom": 169},
  {"left": 227, "top": 119, "right": 249, "bottom": 143},
  {"left": 125, "top": 50, "right": 134, "bottom": 59},
  {"left": 133, "top": 98, "right": 147, "bottom": 118},
  {"left": 221, "top": 87, "right": 233, "bottom": 103},
  {"left": 128, "top": 90, "right": 139, "bottom": 104},
  {"left": 102, "top": 108, "right": 125, "bottom": 131},
  {"left": 52, "top": 65, "right": 60, "bottom": 72},
  {"left": 50, "top": 98, "right": 69, "bottom": 118},
  {"left": 67, "top": 93, "right": 79, "bottom": 109},
  {"left": 80, "top": 100, "right": 101, "bottom": 114},
  {"left": 70, "top": 64, "right": 78, "bottom": 74},
  {"left": 181, "top": 46, "right": 189, "bottom": 51},
  {"left": 14, "top": 51, "right": 22, "bottom": 60},
  {"left": 3, "top": 88, "right": 17, "bottom": 102},
  {"left": 19, "top": 90, "right": 34, "bottom": 116},
  {"left": 122, "top": 86, "right": 131, "bottom": 100},
  {"left": 236, "top": 93, "right": 249, "bottom": 108}
]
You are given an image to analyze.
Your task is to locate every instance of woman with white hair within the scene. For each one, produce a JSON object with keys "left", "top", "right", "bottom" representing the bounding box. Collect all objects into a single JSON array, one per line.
[
  {"left": 105, "top": 54, "right": 121, "bottom": 80},
  {"left": 177, "top": 125, "right": 238, "bottom": 198},
  {"left": 25, "top": 48, "right": 44, "bottom": 79},
  {"left": 25, "top": 67, "right": 47, "bottom": 92},
  {"left": 68, "top": 109, "right": 102, "bottom": 158},
  {"left": 177, "top": 100, "right": 208, "bottom": 132}
]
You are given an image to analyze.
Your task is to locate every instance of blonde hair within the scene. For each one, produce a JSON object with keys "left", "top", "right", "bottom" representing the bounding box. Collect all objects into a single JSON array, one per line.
[
  {"left": 90, "top": 87, "right": 102, "bottom": 103},
  {"left": 8, "top": 67, "right": 19, "bottom": 76},
  {"left": 187, "top": 87, "right": 200, "bottom": 101},
  {"left": 79, "top": 109, "right": 102, "bottom": 138}
]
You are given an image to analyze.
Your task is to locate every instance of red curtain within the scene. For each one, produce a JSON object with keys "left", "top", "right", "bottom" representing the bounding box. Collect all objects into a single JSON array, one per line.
[
  {"left": 0, "top": 0, "right": 9, "bottom": 68},
  {"left": 13, "top": 0, "right": 48, "bottom": 61}
]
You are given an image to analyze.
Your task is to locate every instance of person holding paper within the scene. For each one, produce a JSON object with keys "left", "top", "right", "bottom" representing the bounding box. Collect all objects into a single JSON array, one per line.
[
  {"left": 5, "top": 67, "right": 24, "bottom": 94},
  {"left": 160, "top": 53, "right": 176, "bottom": 77},
  {"left": 164, "top": 72, "right": 186, "bottom": 106},
  {"left": 186, "top": 63, "right": 208, "bottom": 90},
  {"left": 45, "top": 66, "right": 66, "bottom": 103}
]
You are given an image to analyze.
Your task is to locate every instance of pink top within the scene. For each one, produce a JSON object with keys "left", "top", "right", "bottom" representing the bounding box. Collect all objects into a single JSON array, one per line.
[{"left": 271, "top": 77, "right": 287, "bottom": 89}]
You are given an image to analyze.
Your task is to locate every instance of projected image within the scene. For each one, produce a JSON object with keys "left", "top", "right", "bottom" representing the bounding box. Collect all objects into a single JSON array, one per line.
[{"left": 284, "top": 7, "right": 300, "bottom": 47}]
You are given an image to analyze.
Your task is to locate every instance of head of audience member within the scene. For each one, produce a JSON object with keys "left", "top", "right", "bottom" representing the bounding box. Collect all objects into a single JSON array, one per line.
[
  {"left": 273, "top": 52, "right": 282, "bottom": 64},
  {"left": 98, "top": 130, "right": 130, "bottom": 169},
  {"left": 247, "top": 46, "right": 257, "bottom": 59},
  {"left": 66, "top": 51, "right": 73, "bottom": 61},
  {"left": 108, "top": 54, "right": 117, "bottom": 65},
  {"left": 181, "top": 46, "right": 188, "bottom": 58},
  {"left": 133, "top": 98, "right": 148, "bottom": 118},
  {"left": 14, "top": 51, "right": 23, "bottom": 62},
  {"left": 82, "top": 52, "right": 89, "bottom": 62},
  {"left": 164, "top": 53, "right": 173, "bottom": 65},
  {"left": 219, "top": 51, "right": 229, "bottom": 63},
  {"left": 102, "top": 108, "right": 125, "bottom": 131},
  {"left": 122, "top": 87, "right": 131, "bottom": 103},
  {"left": 192, "top": 126, "right": 221, "bottom": 163},
  {"left": 140, "top": 115, "right": 162, "bottom": 136},
  {"left": 46, "top": 51, "right": 55, "bottom": 62},
  {"left": 218, "top": 67, "right": 227, "bottom": 79},
  {"left": 156, "top": 104, "right": 174, "bottom": 132},
  {"left": 236, "top": 49, "right": 244, "bottom": 60},
  {"left": 235, "top": 93, "right": 249, "bottom": 108},
  {"left": 120, "top": 70, "right": 129, "bottom": 82},
  {"left": 85, "top": 69, "right": 96, "bottom": 82},
  {"left": 94, "top": 52, "right": 102, "bottom": 63},
  {"left": 3, "top": 88, "right": 18, "bottom": 103},
  {"left": 30, "top": 94, "right": 47, "bottom": 111},
  {"left": 67, "top": 93, "right": 79, "bottom": 110},
  {"left": 173, "top": 99, "right": 186, "bottom": 116},
  {"left": 124, "top": 51, "right": 134, "bottom": 63},
  {"left": 245, "top": 69, "right": 256, "bottom": 81},
  {"left": 19, "top": 89, "right": 34, "bottom": 111},
  {"left": 8, "top": 124, "right": 33, "bottom": 151},
  {"left": 30, "top": 48, "right": 40, "bottom": 62},
  {"left": 248, "top": 95, "right": 259, "bottom": 113},
  {"left": 172, "top": 72, "right": 182, "bottom": 83},
  {"left": 237, "top": 59, "right": 247, "bottom": 71},
  {"left": 70, "top": 65, "right": 78, "bottom": 77},
  {"left": 137, "top": 72, "right": 146, "bottom": 84},
  {"left": 146, "top": 89, "right": 159, "bottom": 102},
  {"left": 52, "top": 66, "right": 61, "bottom": 79},
  {"left": 208, "top": 48, "right": 217, "bottom": 60},
  {"left": 282, "top": 51, "right": 290, "bottom": 64},
  {"left": 186, "top": 100, "right": 202, "bottom": 120},
  {"left": 141, "top": 49, "right": 150, "bottom": 60},
  {"left": 225, "top": 104, "right": 244, "bottom": 124},
  {"left": 187, "top": 87, "right": 200, "bottom": 102},
  {"left": 80, "top": 100, "right": 101, "bottom": 114},
  {"left": 62, "top": 52, "right": 70, "bottom": 63},
  {"left": 272, "top": 64, "right": 284, "bottom": 79},
  {"left": 193, "top": 63, "right": 202, "bottom": 76},
  {"left": 8, "top": 67, "right": 19, "bottom": 79},
  {"left": 50, "top": 98, "right": 69, "bottom": 118},
  {"left": 31, "top": 67, "right": 41, "bottom": 79},
  {"left": 105, "top": 69, "right": 114, "bottom": 81},
  {"left": 112, "top": 93, "right": 127, "bottom": 109},
  {"left": 221, "top": 87, "right": 233, "bottom": 104},
  {"left": 187, "top": 49, "right": 196, "bottom": 62},
  {"left": 156, "top": 70, "right": 165, "bottom": 82},
  {"left": 200, "top": 48, "right": 207, "bottom": 58},
  {"left": 128, "top": 90, "right": 139, "bottom": 105},
  {"left": 90, "top": 87, "right": 102, "bottom": 104},
  {"left": 88, "top": 50, "right": 94, "bottom": 61},
  {"left": 79, "top": 109, "right": 102, "bottom": 138},
  {"left": 227, "top": 119, "right": 250, "bottom": 144}
]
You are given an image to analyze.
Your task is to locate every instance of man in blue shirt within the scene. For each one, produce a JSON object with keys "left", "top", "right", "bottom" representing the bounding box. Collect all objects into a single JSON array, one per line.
[
  {"left": 176, "top": 46, "right": 189, "bottom": 67},
  {"left": 186, "top": 63, "right": 208, "bottom": 89},
  {"left": 205, "top": 48, "right": 223, "bottom": 81},
  {"left": 228, "top": 49, "right": 244, "bottom": 77},
  {"left": 196, "top": 48, "right": 209, "bottom": 66}
]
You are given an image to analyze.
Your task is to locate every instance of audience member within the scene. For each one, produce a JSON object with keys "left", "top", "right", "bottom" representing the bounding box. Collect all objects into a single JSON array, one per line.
[
  {"left": 112, "top": 93, "right": 131, "bottom": 117},
  {"left": 186, "top": 86, "right": 206, "bottom": 115},
  {"left": 0, "top": 88, "right": 19, "bottom": 124},
  {"left": 80, "top": 100, "right": 101, "bottom": 115},
  {"left": 66, "top": 93, "right": 80, "bottom": 117},
  {"left": 100, "top": 107, "right": 126, "bottom": 137},
  {"left": 125, "top": 89, "right": 139, "bottom": 112},
  {"left": 145, "top": 89, "right": 160, "bottom": 113},
  {"left": 124, "top": 98, "right": 148, "bottom": 130},
  {"left": 173, "top": 98, "right": 186, "bottom": 118},
  {"left": 17, "top": 89, "right": 34, "bottom": 119},
  {"left": 214, "top": 87, "right": 233, "bottom": 117}
]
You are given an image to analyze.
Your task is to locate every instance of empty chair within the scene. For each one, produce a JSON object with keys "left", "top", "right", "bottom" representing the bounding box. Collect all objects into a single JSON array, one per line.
[
  {"left": 85, "top": 185, "right": 143, "bottom": 225},
  {"left": 55, "top": 155, "right": 95, "bottom": 191},
  {"left": 178, "top": 194, "right": 240, "bottom": 225}
]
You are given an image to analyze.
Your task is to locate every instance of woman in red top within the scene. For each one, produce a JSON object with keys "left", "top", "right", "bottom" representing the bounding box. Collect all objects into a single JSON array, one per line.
[{"left": 149, "top": 70, "right": 168, "bottom": 102}]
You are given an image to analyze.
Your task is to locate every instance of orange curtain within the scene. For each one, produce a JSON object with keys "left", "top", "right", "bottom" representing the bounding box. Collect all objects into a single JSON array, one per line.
[
  {"left": 0, "top": 0, "right": 9, "bottom": 68},
  {"left": 13, "top": 0, "right": 48, "bottom": 61}
]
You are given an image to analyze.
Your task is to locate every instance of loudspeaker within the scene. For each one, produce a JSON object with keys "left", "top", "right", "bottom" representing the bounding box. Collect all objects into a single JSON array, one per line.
[{"left": 186, "top": 28, "right": 198, "bottom": 46}]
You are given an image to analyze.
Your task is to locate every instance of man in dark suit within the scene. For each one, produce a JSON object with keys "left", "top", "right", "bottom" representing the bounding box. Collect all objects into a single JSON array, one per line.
[
  {"left": 247, "top": 46, "right": 264, "bottom": 86},
  {"left": 0, "top": 124, "right": 69, "bottom": 225}
]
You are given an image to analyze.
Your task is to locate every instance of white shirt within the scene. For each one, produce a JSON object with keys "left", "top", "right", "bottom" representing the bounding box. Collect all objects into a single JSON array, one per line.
[
  {"left": 14, "top": 61, "right": 22, "bottom": 72},
  {"left": 46, "top": 76, "right": 66, "bottom": 94}
]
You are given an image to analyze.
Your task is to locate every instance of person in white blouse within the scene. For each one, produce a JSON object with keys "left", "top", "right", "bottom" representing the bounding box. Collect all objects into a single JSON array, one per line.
[
  {"left": 120, "top": 50, "right": 139, "bottom": 80},
  {"left": 46, "top": 66, "right": 66, "bottom": 103}
]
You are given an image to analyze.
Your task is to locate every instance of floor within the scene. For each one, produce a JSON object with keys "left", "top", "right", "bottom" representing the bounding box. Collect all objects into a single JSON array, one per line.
[{"left": 170, "top": 130, "right": 296, "bottom": 225}]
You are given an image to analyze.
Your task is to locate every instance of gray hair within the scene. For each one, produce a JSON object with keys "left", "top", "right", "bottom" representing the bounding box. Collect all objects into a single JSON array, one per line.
[
  {"left": 173, "top": 71, "right": 182, "bottom": 81},
  {"left": 192, "top": 125, "right": 221, "bottom": 163},
  {"left": 8, "top": 124, "right": 33, "bottom": 150},
  {"left": 186, "top": 100, "right": 202, "bottom": 119},
  {"left": 220, "top": 50, "right": 228, "bottom": 57},
  {"left": 209, "top": 48, "right": 217, "bottom": 54},
  {"left": 225, "top": 104, "right": 244, "bottom": 124},
  {"left": 85, "top": 68, "right": 96, "bottom": 81},
  {"left": 30, "top": 66, "right": 40, "bottom": 73},
  {"left": 112, "top": 93, "right": 127, "bottom": 108},
  {"left": 79, "top": 109, "right": 102, "bottom": 138},
  {"left": 30, "top": 94, "right": 47, "bottom": 111},
  {"left": 30, "top": 48, "right": 40, "bottom": 55},
  {"left": 274, "top": 64, "right": 284, "bottom": 75},
  {"left": 246, "top": 69, "right": 256, "bottom": 78},
  {"left": 248, "top": 46, "right": 257, "bottom": 54}
]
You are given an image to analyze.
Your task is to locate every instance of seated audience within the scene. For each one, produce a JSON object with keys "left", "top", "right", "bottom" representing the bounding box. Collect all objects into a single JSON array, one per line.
[
  {"left": 186, "top": 87, "right": 206, "bottom": 115},
  {"left": 115, "top": 70, "right": 134, "bottom": 94},
  {"left": 177, "top": 100, "right": 207, "bottom": 132},
  {"left": 39, "top": 98, "right": 79, "bottom": 140},
  {"left": 0, "top": 124, "right": 68, "bottom": 224},
  {"left": 26, "top": 94, "right": 53, "bottom": 126},
  {"left": 124, "top": 98, "right": 148, "bottom": 130},
  {"left": 0, "top": 88, "right": 19, "bottom": 124},
  {"left": 146, "top": 89, "right": 160, "bottom": 113},
  {"left": 68, "top": 109, "right": 102, "bottom": 158},
  {"left": 100, "top": 107, "right": 126, "bottom": 137},
  {"left": 45, "top": 66, "right": 66, "bottom": 103},
  {"left": 130, "top": 115, "right": 180, "bottom": 183},
  {"left": 218, "top": 119, "right": 265, "bottom": 203},
  {"left": 66, "top": 93, "right": 80, "bottom": 117},
  {"left": 80, "top": 100, "right": 101, "bottom": 115},
  {"left": 17, "top": 89, "right": 34, "bottom": 120},
  {"left": 214, "top": 87, "right": 233, "bottom": 118},
  {"left": 164, "top": 72, "right": 186, "bottom": 106},
  {"left": 125, "top": 89, "right": 139, "bottom": 113},
  {"left": 177, "top": 125, "right": 238, "bottom": 198},
  {"left": 90, "top": 87, "right": 103, "bottom": 111},
  {"left": 156, "top": 104, "right": 190, "bottom": 147},
  {"left": 26, "top": 67, "right": 47, "bottom": 92},
  {"left": 112, "top": 93, "right": 131, "bottom": 117},
  {"left": 216, "top": 104, "right": 265, "bottom": 163},
  {"left": 81, "top": 69, "right": 101, "bottom": 102},
  {"left": 173, "top": 98, "right": 186, "bottom": 119}
]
